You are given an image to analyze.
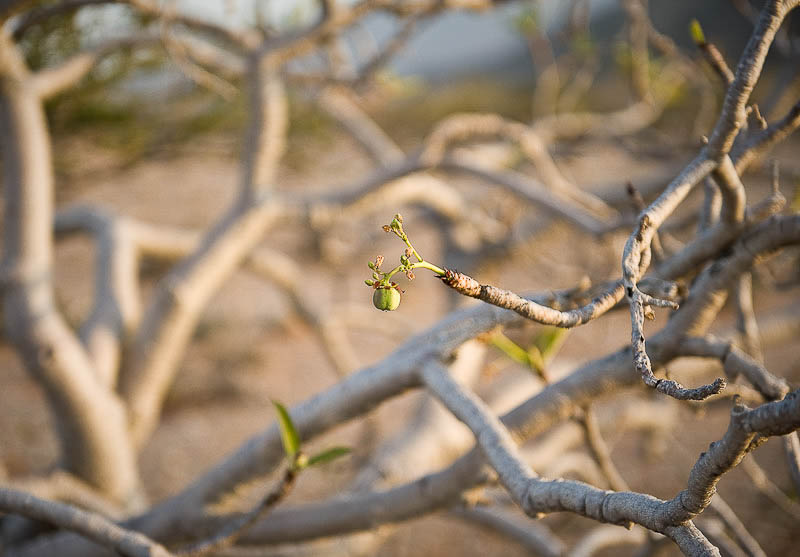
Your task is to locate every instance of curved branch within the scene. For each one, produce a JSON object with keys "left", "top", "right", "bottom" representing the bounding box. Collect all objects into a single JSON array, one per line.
[
  {"left": 419, "top": 360, "right": 719, "bottom": 555},
  {"left": 0, "top": 488, "right": 171, "bottom": 557},
  {"left": 440, "top": 270, "right": 627, "bottom": 328},
  {"left": 660, "top": 390, "right": 800, "bottom": 524},
  {"left": 55, "top": 206, "right": 143, "bottom": 387}
]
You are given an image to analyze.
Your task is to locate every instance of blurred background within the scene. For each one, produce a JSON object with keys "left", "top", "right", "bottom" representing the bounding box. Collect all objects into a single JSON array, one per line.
[{"left": 2, "top": 1, "right": 800, "bottom": 555}]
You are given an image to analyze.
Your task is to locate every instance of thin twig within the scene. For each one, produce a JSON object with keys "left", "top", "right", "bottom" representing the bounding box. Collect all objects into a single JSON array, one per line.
[
  {"left": 580, "top": 406, "right": 630, "bottom": 492},
  {"left": 175, "top": 466, "right": 298, "bottom": 557}
]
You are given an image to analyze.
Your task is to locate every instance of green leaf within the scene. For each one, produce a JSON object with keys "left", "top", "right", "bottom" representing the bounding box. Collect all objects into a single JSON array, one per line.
[
  {"left": 533, "top": 327, "right": 569, "bottom": 364},
  {"left": 689, "top": 19, "right": 706, "bottom": 46},
  {"left": 526, "top": 346, "right": 546, "bottom": 375},
  {"left": 791, "top": 183, "right": 800, "bottom": 213},
  {"left": 489, "top": 332, "right": 530, "bottom": 368},
  {"left": 272, "top": 401, "right": 301, "bottom": 459},
  {"left": 306, "top": 447, "right": 351, "bottom": 468}
]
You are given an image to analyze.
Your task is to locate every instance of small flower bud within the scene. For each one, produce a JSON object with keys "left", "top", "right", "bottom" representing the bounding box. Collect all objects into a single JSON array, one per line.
[
  {"left": 368, "top": 261, "right": 376, "bottom": 270},
  {"left": 400, "top": 255, "right": 409, "bottom": 265},
  {"left": 372, "top": 272, "right": 380, "bottom": 280},
  {"left": 365, "top": 279, "right": 375, "bottom": 286},
  {"left": 382, "top": 225, "right": 391, "bottom": 232},
  {"left": 394, "top": 213, "right": 403, "bottom": 223},
  {"left": 404, "top": 248, "right": 413, "bottom": 258}
]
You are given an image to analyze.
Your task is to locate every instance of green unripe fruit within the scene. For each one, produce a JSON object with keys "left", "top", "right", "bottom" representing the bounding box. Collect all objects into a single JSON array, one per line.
[{"left": 372, "top": 286, "right": 401, "bottom": 311}]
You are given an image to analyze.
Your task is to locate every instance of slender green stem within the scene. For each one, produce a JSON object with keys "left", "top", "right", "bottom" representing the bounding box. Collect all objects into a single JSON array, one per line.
[
  {"left": 381, "top": 265, "right": 405, "bottom": 283},
  {"left": 381, "top": 260, "right": 445, "bottom": 283},
  {"left": 372, "top": 216, "right": 446, "bottom": 287},
  {"left": 412, "top": 260, "right": 446, "bottom": 276},
  {"left": 396, "top": 230, "right": 424, "bottom": 263}
]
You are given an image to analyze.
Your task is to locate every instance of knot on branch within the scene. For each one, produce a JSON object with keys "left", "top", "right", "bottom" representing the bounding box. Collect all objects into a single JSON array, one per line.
[{"left": 440, "top": 268, "right": 481, "bottom": 297}]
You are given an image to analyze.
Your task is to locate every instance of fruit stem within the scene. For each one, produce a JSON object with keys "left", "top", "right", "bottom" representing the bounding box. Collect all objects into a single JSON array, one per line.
[
  {"left": 381, "top": 260, "right": 445, "bottom": 283},
  {"left": 412, "top": 260, "right": 446, "bottom": 276}
]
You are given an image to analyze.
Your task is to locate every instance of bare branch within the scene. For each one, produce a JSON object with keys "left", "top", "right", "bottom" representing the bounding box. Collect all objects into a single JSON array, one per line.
[
  {"left": 175, "top": 467, "right": 297, "bottom": 557},
  {"left": 706, "top": 0, "right": 795, "bottom": 158},
  {"left": 695, "top": 36, "right": 735, "bottom": 87},
  {"left": 442, "top": 160, "right": 613, "bottom": 235},
  {"left": 740, "top": 454, "right": 800, "bottom": 521},
  {"left": 783, "top": 432, "right": 800, "bottom": 502},
  {"left": 712, "top": 156, "right": 746, "bottom": 225},
  {"left": 707, "top": 496, "right": 767, "bottom": 557},
  {"left": 0, "top": 30, "right": 140, "bottom": 502},
  {"left": 421, "top": 112, "right": 618, "bottom": 219},
  {"left": 734, "top": 99, "right": 800, "bottom": 171},
  {"left": 31, "top": 35, "right": 159, "bottom": 100},
  {"left": 661, "top": 390, "right": 800, "bottom": 524},
  {"left": 238, "top": 61, "right": 287, "bottom": 200},
  {"left": 621, "top": 0, "right": 799, "bottom": 390},
  {"left": 118, "top": 201, "right": 286, "bottom": 447},
  {"left": 316, "top": 86, "right": 404, "bottom": 166},
  {"left": 732, "top": 273, "right": 764, "bottom": 362},
  {"left": 419, "top": 359, "right": 721, "bottom": 555},
  {"left": 569, "top": 524, "right": 648, "bottom": 557},
  {"left": 677, "top": 337, "right": 789, "bottom": 401},
  {"left": 451, "top": 505, "right": 566, "bottom": 557},
  {"left": 439, "top": 270, "right": 628, "bottom": 328},
  {"left": 580, "top": 406, "right": 630, "bottom": 492},
  {"left": 0, "top": 488, "right": 171, "bottom": 557},
  {"left": 55, "top": 206, "right": 143, "bottom": 387},
  {"left": 3, "top": 471, "right": 122, "bottom": 519},
  {"left": 10, "top": 0, "right": 113, "bottom": 38}
]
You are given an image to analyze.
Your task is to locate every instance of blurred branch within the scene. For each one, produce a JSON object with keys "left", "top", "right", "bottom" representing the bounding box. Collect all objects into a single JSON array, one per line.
[
  {"left": 580, "top": 405, "right": 630, "bottom": 492},
  {"left": 707, "top": 496, "right": 767, "bottom": 557},
  {"left": 0, "top": 30, "right": 140, "bottom": 503},
  {"left": 569, "top": 524, "right": 648, "bottom": 557},
  {"left": 10, "top": 0, "right": 113, "bottom": 38},
  {"left": 419, "top": 359, "right": 720, "bottom": 554},
  {"left": 451, "top": 504, "right": 566, "bottom": 557},
  {"left": 175, "top": 466, "right": 297, "bottom": 557},
  {"left": 31, "top": 33, "right": 158, "bottom": 99},
  {"left": 0, "top": 488, "right": 171, "bottom": 557},
  {"left": 740, "top": 453, "right": 800, "bottom": 521},
  {"left": 55, "top": 206, "right": 143, "bottom": 387},
  {"left": 316, "top": 86, "right": 405, "bottom": 166}
]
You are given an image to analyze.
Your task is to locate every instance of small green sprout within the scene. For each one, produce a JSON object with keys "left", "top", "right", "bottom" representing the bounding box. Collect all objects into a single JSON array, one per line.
[
  {"left": 365, "top": 214, "right": 447, "bottom": 311},
  {"left": 488, "top": 326, "right": 570, "bottom": 382},
  {"left": 689, "top": 19, "right": 706, "bottom": 46},
  {"left": 272, "top": 400, "right": 350, "bottom": 471}
]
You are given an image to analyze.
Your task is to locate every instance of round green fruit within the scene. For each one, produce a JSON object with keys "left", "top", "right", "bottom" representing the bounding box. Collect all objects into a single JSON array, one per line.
[{"left": 373, "top": 286, "right": 401, "bottom": 311}]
